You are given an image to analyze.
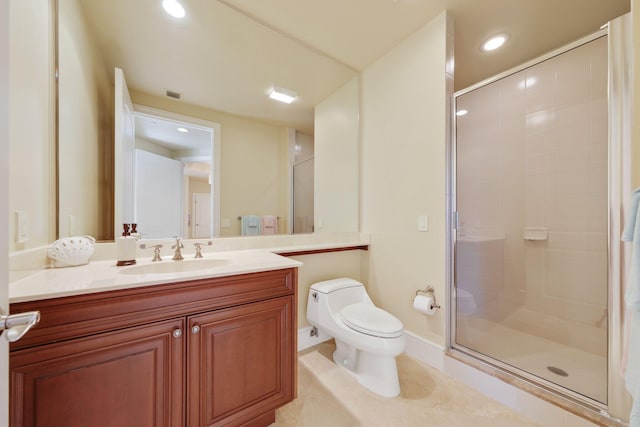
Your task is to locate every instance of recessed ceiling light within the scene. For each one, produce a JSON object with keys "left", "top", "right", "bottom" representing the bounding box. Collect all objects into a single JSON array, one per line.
[
  {"left": 269, "top": 86, "right": 297, "bottom": 104},
  {"left": 177, "top": 127, "right": 189, "bottom": 133},
  {"left": 482, "top": 34, "right": 508, "bottom": 52},
  {"left": 456, "top": 109, "right": 468, "bottom": 116},
  {"left": 163, "top": 0, "right": 186, "bottom": 18}
]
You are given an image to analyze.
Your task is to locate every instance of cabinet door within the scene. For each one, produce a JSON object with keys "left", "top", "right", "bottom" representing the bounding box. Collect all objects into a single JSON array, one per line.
[
  {"left": 11, "top": 318, "right": 185, "bottom": 427},
  {"left": 188, "top": 296, "right": 294, "bottom": 427}
]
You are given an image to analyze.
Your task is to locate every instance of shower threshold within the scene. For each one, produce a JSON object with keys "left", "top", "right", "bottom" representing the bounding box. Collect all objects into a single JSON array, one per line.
[{"left": 446, "top": 346, "right": 623, "bottom": 426}]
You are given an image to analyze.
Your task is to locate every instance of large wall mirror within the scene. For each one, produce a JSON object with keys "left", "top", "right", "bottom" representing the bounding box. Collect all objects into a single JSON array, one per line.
[{"left": 57, "top": 0, "right": 358, "bottom": 241}]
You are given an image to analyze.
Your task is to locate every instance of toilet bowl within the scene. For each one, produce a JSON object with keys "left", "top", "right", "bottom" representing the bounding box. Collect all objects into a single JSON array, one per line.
[{"left": 307, "top": 278, "right": 406, "bottom": 397}]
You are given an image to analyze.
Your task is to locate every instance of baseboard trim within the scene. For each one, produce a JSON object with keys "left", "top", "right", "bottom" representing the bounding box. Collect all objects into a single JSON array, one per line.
[
  {"left": 298, "top": 326, "right": 332, "bottom": 352},
  {"left": 402, "top": 330, "right": 446, "bottom": 371}
]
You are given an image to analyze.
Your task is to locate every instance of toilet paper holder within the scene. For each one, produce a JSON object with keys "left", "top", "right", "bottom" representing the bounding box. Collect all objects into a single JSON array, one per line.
[{"left": 415, "top": 286, "right": 441, "bottom": 310}]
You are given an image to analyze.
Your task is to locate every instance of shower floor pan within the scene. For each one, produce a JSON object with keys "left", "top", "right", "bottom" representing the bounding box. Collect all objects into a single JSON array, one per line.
[{"left": 456, "top": 313, "right": 607, "bottom": 404}]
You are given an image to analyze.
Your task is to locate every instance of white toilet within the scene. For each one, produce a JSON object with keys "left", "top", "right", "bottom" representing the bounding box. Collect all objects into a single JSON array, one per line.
[{"left": 307, "top": 278, "right": 406, "bottom": 397}]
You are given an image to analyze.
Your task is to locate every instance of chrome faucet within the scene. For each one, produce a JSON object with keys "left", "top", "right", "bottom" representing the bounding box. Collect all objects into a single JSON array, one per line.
[
  {"left": 172, "top": 237, "right": 184, "bottom": 261},
  {"left": 140, "top": 243, "right": 163, "bottom": 262},
  {"left": 194, "top": 241, "right": 213, "bottom": 258}
]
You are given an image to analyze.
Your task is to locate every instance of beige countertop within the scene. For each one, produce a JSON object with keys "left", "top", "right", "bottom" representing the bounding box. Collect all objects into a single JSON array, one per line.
[{"left": 9, "top": 249, "right": 302, "bottom": 303}]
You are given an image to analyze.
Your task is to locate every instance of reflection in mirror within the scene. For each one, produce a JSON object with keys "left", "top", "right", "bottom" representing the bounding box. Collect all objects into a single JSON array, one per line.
[
  {"left": 133, "top": 110, "right": 216, "bottom": 239},
  {"left": 57, "top": 0, "right": 358, "bottom": 241},
  {"left": 58, "top": 0, "right": 114, "bottom": 241},
  {"left": 293, "top": 132, "right": 314, "bottom": 234}
]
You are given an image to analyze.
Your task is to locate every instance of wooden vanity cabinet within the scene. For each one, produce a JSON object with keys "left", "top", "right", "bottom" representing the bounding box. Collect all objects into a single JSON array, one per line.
[
  {"left": 188, "top": 297, "right": 293, "bottom": 427},
  {"left": 9, "top": 268, "right": 297, "bottom": 427},
  {"left": 10, "top": 318, "right": 185, "bottom": 427}
]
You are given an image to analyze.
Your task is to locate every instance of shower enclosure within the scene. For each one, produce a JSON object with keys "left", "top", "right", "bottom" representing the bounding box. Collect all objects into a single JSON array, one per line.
[{"left": 451, "top": 33, "right": 609, "bottom": 406}]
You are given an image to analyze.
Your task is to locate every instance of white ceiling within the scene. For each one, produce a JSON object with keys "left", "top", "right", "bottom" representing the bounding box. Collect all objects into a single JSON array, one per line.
[
  {"left": 222, "top": 0, "right": 629, "bottom": 89},
  {"left": 134, "top": 114, "right": 212, "bottom": 157},
  {"left": 77, "top": 0, "right": 629, "bottom": 134}
]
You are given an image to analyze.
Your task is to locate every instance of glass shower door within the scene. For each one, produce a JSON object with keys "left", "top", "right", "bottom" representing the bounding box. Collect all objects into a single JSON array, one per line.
[{"left": 453, "top": 35, "right": 608, "bottom": 404}]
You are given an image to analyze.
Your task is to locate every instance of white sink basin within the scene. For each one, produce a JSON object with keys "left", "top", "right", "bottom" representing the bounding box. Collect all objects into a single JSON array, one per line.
[{"left": 119, "top": 258, "right": 230, "bottom": 275}]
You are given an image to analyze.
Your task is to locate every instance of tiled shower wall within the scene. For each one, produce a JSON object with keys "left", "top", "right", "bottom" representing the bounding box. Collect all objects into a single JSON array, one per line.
[{"left": 455, "top": 36, "right": 608, "bottom": 351}]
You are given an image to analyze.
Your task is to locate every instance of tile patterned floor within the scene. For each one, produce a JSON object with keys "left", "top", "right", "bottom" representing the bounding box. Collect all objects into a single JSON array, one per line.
[{"left": 273, "top": 342, "right": 541, "bottom": 427}]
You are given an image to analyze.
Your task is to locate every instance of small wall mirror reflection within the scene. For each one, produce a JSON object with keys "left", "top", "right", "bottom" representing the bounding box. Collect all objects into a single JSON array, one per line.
[{"left": 133, "top": 111, "right": 216, "bottom": 240}]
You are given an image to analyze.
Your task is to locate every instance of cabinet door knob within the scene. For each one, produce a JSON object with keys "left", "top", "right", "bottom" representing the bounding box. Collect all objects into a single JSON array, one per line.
[
  {"left": 191, "top": 325, "right": 200, "bottom": 334},
  {"left": 172, "top": 329, "right": 182, "bottom": 338}
]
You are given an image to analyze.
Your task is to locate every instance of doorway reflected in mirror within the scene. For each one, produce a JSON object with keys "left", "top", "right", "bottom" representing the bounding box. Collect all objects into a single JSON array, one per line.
[{"left": 133, "top": 112, "right": 215, "bottom": 239}]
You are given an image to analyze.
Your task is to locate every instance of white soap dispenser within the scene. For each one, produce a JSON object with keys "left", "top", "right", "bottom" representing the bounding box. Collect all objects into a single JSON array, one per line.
[{"left": 116, "top": 223, "right": 137, "bottom": 266}]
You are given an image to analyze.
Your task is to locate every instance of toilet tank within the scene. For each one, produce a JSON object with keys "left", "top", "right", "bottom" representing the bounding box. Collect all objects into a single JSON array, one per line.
[{"left": 309, "top": 278, "right": 371, "bottom": 315}]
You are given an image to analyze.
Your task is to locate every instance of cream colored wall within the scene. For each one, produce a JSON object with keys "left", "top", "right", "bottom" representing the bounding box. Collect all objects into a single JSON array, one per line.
[
  {"left": 360, "top": 12, "right": 450, "bottom": 345},
  {"left": 8, "top": 0, "right": 55, "bottom": 252},
  {"left": 634, "top": 1, "right": 640, "bottom": 188},
  {"left": 130, "top": 91, "right": 290, "bottom": 236},
  {"left": 314, "top": 77, "right": 360, "bottom": 233},
  {"left": 1, "top": 0, "right": 9, "bottom": 422},
  {"left": 189, "top": 178, "right": 210, "bottom": 200},
  {"left": 290, "top": 250, "right": 364, "bottom": 328},
  {"left": 58, "top": 0, "right": 112, "bottom": 240}
]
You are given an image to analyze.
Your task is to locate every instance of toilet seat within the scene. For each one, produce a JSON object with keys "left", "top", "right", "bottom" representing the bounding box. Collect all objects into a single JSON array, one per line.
[{"left": 340, "top": 303, "right": 403, "bottom": 338}]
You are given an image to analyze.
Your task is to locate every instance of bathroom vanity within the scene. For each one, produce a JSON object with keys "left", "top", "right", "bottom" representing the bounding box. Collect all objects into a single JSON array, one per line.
[{"left": 8, "top": 252, "right": 299, "bottom": 427}]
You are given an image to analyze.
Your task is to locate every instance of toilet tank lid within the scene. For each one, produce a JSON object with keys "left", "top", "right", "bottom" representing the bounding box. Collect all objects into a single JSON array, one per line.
[{"left": 310, "top": 278, "right": 363, "bottom": 294}]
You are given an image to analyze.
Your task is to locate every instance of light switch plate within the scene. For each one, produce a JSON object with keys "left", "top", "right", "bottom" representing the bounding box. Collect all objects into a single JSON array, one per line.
[
  {"left": 418, "top": 215, "right": 429, "bottom": 232},
  {"left": 15, "top": 210, "right": 28, "bottom": 243}
]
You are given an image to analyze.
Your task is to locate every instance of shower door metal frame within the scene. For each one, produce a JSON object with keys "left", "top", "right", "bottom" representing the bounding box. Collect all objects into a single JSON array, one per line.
[{"left": 446, "top": 28, "right": 610, "bottom": 412}]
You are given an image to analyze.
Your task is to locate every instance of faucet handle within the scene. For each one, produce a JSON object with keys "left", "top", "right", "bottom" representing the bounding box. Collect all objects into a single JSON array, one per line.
[
  {"left": 193, "top": 241, "right": 213, "bottom": 258},
  {"left": 140, "top": 243, "right": 163, "bottom": 262},
  {"left": 172, "top": 237, "right": 184, "bottom": 250},
  {"left": 171, "top": 237, "right": 184, "bottom": 261}
]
